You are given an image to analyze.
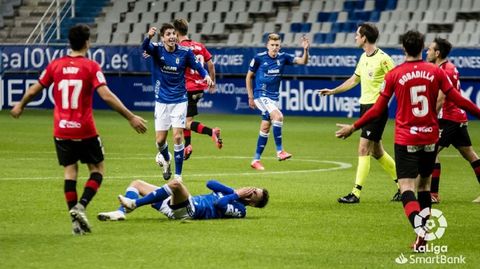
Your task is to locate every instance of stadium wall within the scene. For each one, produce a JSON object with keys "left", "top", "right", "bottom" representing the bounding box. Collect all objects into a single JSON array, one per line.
[{"left": 2, "top": 45, "right": 480, "bottom": 118}]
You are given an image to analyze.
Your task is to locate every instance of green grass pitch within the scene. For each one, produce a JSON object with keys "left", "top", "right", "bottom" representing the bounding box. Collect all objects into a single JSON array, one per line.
[{"left": 0, "top": 109, "right": 479, "bottom": 268}]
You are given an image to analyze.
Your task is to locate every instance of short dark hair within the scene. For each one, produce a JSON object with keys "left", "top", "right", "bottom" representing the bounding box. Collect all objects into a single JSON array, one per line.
[
  {"left": 160, "top": 23, "right": 175, "bottom": 36},
  {"left": 68, "top": 24, "right": 90, "bottom": 51},
  {"left": 173, "top": 18, "right": 189, "bottom": 36},
  {"left": 358, "top": 23, "right": 379, "bottom": 44},
  {"left": 402, "top": 30, "right": 425, "bottom": 57},
  {"left": 433, "top": 37, "right": 452, "bottom": 59},
  {"left": 255, "top": 188, "right": 269, "bottom": 208}
]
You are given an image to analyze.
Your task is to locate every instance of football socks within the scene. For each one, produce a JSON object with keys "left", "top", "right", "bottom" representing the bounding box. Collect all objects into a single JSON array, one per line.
[
  {"left": 254, "top": 131, "right": 269, "bottom": 160},
  {"left": 191, "top": 121, "right": 212, "bottom": 136},
  {"left": 272, "top": 120, "right": 283, "bottom": 152},
  {"left": 64, "top": 179, "right": 77, "bottom": 210},
  {"left": 174, "top": 143, "right": 185, "bottom": 176},
  {"left": 79, "top": 172, "right": 103, "bottom": 208},
  {"left": 377, "top": 152, "right": 398, "bottom": 186},
  {"left": 118, "top": 187, "right": 139, "bottom": 213},
  {"left": 352, "top": 156, "right": 370, "bottom": 197},
  {"left": 135, "top": 185, "right": 172, "bottom": 207},
  {"left": 401, "top": 190, "right": 421, "bottom": 228},
  {"left": 430, "top": 163, "right": 441, "bottom": 193}
]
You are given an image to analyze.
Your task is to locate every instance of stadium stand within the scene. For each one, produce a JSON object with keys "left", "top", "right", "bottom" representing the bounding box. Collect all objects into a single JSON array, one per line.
[{"left": 1, "top": 0, "right": 480, "bottom": 47}]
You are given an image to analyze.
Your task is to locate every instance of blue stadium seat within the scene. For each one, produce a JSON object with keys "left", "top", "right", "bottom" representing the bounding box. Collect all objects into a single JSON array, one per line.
[
  {"left": 290, "top": 23, "right": 303, "bottom": 33},
  {"left": 313, "top": 33, "right": 325, "bottom": 44}
]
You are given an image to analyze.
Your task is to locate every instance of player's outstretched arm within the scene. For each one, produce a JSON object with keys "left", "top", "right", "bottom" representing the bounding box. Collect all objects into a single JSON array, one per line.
[
  {"left": 335, "top": 123, "right": 356, "bottom": 139},
  {"left": 97, "top": 85, "right": 147, "bottom": 134},
  {"left": 10, "top": 82, "right": 44, "bottom": 118},
  {"left": 293, "top": 35, "right": 310, "bottom": 65},
  {"left": 206, "top": 180, "right": 234, "bottom": 194},
  {"left": 317, "top": 74, "right": 360, "bottom": 96},
  {"left": 142, "top": 27, "right": 158, "bottom": 55}
]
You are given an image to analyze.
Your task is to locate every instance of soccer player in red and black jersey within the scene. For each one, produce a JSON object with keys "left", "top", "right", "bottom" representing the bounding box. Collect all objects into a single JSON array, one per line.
[
  {"left": 335, "top": 30, "right": 480, "bottom": 251},
  {"left": 10, "top": 24, "right": 147, "bottom": 235},
  {"left": 426, "top": 37, "right": 480, "bottom": 203},
  {"left": 173, "top": 18, "right": 222, "bottom": 160}
]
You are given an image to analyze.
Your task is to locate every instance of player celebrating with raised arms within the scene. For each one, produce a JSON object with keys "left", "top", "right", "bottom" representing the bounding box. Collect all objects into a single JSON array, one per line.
[
  {"left": 142, "top": 24, "right": 213, "bottom": 180},
  {"left": 97, "top": 178, "right": 269, "bottom": 221},
  {"left": 246, "top": 33, "right": 309, "bottom": 170},
  {"left": 10, "top": 24, "right": 147, "bottom": 235},
  {"left": 336, "top": 30, "right": 480, "bottom": 250}
]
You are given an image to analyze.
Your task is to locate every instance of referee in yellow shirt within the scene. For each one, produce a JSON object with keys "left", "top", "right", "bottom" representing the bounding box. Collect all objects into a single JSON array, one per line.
[{"left": 318, "top": 23, "right": 400, "bottom": 203}]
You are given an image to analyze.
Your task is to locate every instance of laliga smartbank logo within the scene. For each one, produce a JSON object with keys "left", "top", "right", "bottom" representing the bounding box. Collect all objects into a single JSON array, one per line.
[{"left": 394, "top": 208, "right": 466, "bottom": 265}]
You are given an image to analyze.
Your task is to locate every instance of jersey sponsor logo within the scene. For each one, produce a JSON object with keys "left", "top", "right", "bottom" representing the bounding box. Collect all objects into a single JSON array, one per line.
[
  {"left": 162, "top": 65, "right": 178, "bottom": 72},
  {"left": 267, "top": 69, "right": 280, "bottom": 74},
  {"left": 59, "top": 119, "right": 81, "bottom": 128},
  {"left": 409, "top": 126, "right": 434, "bottom": 134},
  {"left": 399, "top": 70, "right": 434, "bottom": 85},
  {"left": 62, "top": 67, "right": 79, "bottom": 74},
  {"left": 225, "top": 204, "right": 243, "bottom": 217}
]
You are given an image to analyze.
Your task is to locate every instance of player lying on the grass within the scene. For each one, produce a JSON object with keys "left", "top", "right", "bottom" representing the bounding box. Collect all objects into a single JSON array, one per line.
[{"left": 98, "top": 178, "right": 269, "bottom": 221}]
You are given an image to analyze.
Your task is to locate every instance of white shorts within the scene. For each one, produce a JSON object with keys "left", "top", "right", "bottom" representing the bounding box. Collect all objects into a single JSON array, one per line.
[
  {"left": 157, "top": 196, "right": 195, "bottom": 220},
  {"left": 154, "top": 101, "right": 187, "bottom": 131},
  {"left": 254, "top": 97, "right": 280, "bottom": 114}
]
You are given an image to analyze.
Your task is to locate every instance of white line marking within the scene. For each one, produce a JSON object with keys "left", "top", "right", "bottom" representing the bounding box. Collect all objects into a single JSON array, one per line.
[{"left": 0, "top": 156, "right": 352, "bottom": 181}]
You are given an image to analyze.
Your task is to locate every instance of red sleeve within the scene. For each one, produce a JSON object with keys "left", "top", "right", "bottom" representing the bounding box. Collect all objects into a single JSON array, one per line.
[
  {"left": 201, "top": 44, "right": 212, "bottom": 62},
  {"left": 38, "top": 64, "right": 53, "bottom": 88},
  {"left": 91, "top": 62, "right": 107, "bottom": 89},
  {"left": 445, "top": 87, "right": 480, "bottom": 118}
]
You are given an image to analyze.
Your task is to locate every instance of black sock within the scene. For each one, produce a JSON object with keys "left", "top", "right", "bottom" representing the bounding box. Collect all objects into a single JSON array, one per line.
[
  {"left": 471, "top": 159, "right": 480, "bottom": 184},
  {"left": 430, "top": 163, "right": 441, "bottom": 193},
  {"left": 401, "top": 191, "right": 420, "bottom": 228},
  {"left": 64, "top": 179, "right": 77, "bottom": 210},
  {"left": 190, "top": 121, "right": 212, "bottom": 136},
  {"left": 79, "top": 172, "right": 103, "bottom": 208}
]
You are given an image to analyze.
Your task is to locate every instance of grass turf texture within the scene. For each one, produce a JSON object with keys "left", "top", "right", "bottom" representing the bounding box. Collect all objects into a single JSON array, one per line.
[{"left": 0, "top": 110, "right": 479, "bottom": 268}]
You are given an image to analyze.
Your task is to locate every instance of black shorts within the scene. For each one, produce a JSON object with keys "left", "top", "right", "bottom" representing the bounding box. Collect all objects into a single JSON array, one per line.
[
  {"left": 54, "top": 136, "right": 104, "bottom": 166},
  {"left": 187, "top": 90, "right": 204, "bottom": 117},
  {"left": 394, "top": 143, "right": 438, "bottom": 179},
  {"left": 438, "top": 119, "right": 472, "bottom": 148},
  {"left": 359, "top": 104, "right": 388, "bottom": 142}
]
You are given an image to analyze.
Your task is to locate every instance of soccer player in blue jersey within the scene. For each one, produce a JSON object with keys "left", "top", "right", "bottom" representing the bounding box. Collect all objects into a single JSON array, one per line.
[
  {"left": 246, "top": 33, "right": 310, "bottom": 170},
  {"left": 97, "top": 178, "right": 269, "bottom": 221},
  {"left": 143, "top": 24, "right": 213, "bottom": 180}
]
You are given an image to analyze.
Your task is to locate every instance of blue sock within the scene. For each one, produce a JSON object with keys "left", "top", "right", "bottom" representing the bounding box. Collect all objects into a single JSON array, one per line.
[
  {"left": 272, "top": 121, "right": 283, "bottom": 152},
  {"left": 158, "top": 143, "right": 170, "bottom": 162},
  {"left": 174, "top": 143, "right": 184, "bottom": 176},
  {"left": 135, "top": 185, "right": 172, "bottom": 207},
  {"left": 254, "top": 131, "right": 269, "bottom": 160},
  {"left": 118, "top": 187, "right": 139, "bottom": 213}
]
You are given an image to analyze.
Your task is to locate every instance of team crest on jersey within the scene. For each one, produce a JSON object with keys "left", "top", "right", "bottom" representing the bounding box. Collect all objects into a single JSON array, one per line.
[
  {"left": 277, "top": 60, "right": 280, "bottom": 66},
  {"left": 176, "top": 58, "right": 180, "bottom": 64}
]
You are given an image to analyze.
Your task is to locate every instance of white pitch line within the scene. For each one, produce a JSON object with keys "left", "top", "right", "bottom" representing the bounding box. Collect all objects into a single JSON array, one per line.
[{"left": 0, "top": 157, "right": 352, "bottom": 181}]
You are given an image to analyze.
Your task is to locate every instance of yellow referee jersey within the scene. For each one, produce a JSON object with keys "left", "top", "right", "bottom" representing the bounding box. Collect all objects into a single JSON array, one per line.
[{"left": 354, "top": 48, "right": 395, "bottom": 104}]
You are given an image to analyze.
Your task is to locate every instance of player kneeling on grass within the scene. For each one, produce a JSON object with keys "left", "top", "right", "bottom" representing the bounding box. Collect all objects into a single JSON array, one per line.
[{"left": 98, "top": 178, "right": 269, "bottom": 221}]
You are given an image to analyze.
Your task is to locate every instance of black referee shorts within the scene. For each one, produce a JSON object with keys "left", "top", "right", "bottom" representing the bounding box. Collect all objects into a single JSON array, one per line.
[{"left": 359, "top": 104, "right": 389, "bottom": 142}]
